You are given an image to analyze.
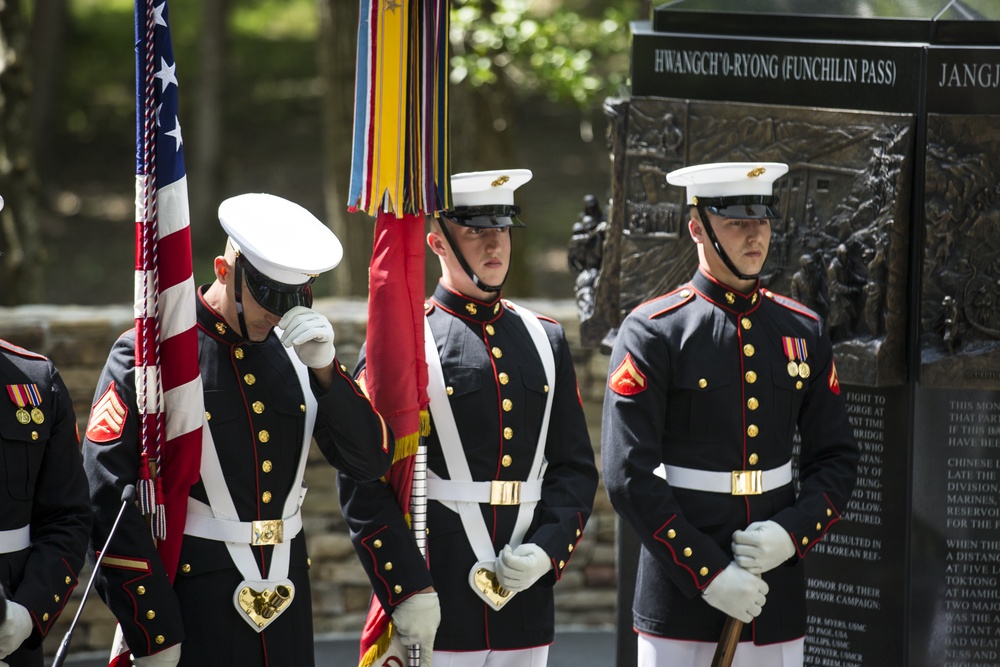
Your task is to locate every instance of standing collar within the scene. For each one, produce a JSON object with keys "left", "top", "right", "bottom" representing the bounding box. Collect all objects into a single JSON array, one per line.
[
  {"left": 430, "top": 281, "right": 505, "bottom": 323},
  {"left": 691, "top": 268, "right": 762, "bottom": 313},
  {"left": 197, "top": 285, "right": 249, "bottom": 344}
]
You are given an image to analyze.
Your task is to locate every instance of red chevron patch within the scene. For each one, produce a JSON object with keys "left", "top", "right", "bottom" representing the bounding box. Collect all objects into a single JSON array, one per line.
[
  {"left": 86, "top": 384, "right": 128, "bottom": 443},
  {"left": 609, "top": 353, "right": 647, "bottom": 396}
]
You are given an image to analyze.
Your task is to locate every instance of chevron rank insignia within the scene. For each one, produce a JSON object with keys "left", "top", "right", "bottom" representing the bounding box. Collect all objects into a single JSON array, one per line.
[
  {"left": 828, "top": 360, "right": 841, "bottom": 396},
  {"left": 86, "top": 384, "right": 128, "bottom": 443},
  {"left": 609, "top": 353, "right": 647, "bottom": 396}
]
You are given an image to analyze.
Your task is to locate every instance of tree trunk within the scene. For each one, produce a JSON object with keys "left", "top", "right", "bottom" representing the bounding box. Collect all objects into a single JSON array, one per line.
[
  {"left": 191, "top": 0, "right": 228, "bottom": 242},
  {"left": 317, "top": 0, "right": 373, "bottom": 297},
  {"left": 0, "top": 0, "right": 44, "bottom": 304},
  {"left": 28, "top": 0, "right": 67, "bottom": 172}
]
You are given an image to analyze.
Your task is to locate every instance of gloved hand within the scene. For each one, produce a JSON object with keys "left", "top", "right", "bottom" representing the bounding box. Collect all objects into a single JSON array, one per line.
[
  {"left": 702, "top": 562, "right": 768, "bottom": 623},
  {"left": 495, "top": 543, "right": 553, "bottom": 592},
  {"left": 134, "top": 643, "right": 181, "bottom": 667},
  {"left": 0, "top": 601, "right": 32, "bottom": 660},
  {"left": 278, "top": 306, "right": 336, "bottom": 369},
  {"left": 392, "top": 591, "right": 439, "bottom": 667},
  {"left": 732, "top": 520, "right": 795, "bottom": 575}
]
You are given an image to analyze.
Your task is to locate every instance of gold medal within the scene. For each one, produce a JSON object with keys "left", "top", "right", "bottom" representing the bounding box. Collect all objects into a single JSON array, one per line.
[
  {"left": 15, "top": 408, "right": 30, "bottom": 425},
  {"left": 787, "top": 361, "right": 799, "bottom": 377},
  {"left": 30, "top": 407, "right": 44, "bottom": 424},
  {"left": 798, "top": 362, "right": 811, "bottom": 379}
]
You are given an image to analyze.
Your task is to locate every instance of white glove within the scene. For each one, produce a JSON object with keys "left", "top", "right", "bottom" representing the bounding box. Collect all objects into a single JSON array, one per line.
[
  {"left": 0, "top": 601, "right": 32, "bottom": 659},
  {"left": 393, "top": 592, "right": 439, "bottom": 667},
  {"left": 278, "top": 306, "right": 336, "bottom": 369},
  {"left": 494, "top": 544, "right": 553, "bottom": 592},
  {"left": 134, "top": 643, "right": 181, "bottom": 667},
  {"left": 732, "top": 520, "right": 796, "bottom": 575},
  {"left": 702, "top": 562, "right": 769, "bottom": 623}
]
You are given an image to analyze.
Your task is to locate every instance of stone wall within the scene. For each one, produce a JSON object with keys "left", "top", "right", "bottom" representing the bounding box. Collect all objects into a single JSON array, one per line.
[{"left": 0, "top": 298, "right": 615, "bottom": 656}]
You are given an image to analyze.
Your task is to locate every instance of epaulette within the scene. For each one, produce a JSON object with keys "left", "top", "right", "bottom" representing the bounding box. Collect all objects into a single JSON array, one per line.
[
  {"left": 762, "top": 290, "right": 819, "bottom": 322},
  {"left": 645, "top": 286, "right": 696, "bottom": 320},
  {"left": 0, "top": 338, "right": 48, "bottom": 361}
]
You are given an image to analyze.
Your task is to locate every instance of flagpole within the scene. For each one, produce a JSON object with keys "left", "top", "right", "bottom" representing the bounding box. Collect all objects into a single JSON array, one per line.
[{"left": 408, "top": 438, "right": 428, "bottom": 666}]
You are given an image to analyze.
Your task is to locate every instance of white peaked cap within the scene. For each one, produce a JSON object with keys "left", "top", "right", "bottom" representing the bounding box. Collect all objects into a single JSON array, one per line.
[
  {"left": 450, "top": 169, "right": 533, "bottom": 207},
  {"left": 218, "top": 193, "right": 343, "bottom": 285},
  {"left": 666, "top": 162, "right": 789, "bottom": 205}
]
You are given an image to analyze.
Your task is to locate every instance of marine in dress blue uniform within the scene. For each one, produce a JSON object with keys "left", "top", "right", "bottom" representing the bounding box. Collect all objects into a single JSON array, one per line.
[
  {"left": 0, "top": 339, "right": 92, "bottom": 667},
  {"left": 339, "top": 170, "right": 598, "bottom": 667},
  {"left": 82, "top": 194, "right": 392, "bottom": 667},
  {"left": 602, "top": 163, "right": 859, "bottom": 667}
]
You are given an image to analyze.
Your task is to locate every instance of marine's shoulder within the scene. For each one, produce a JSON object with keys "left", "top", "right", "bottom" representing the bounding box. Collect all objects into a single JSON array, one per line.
[
  {"left": 761, "top": 289, "right": 820, "bottom": 322},
  {"left": 631, "top": 285, "right": 697, "bottom": 320},
  {"left": 0, "top": 339, "right": 49, "bottom": 362}
]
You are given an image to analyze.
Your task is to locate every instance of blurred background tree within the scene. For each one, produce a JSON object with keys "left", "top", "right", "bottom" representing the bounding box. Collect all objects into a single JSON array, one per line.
[{"left": 0, "top": 0, "right": 642, "bottom": 305}]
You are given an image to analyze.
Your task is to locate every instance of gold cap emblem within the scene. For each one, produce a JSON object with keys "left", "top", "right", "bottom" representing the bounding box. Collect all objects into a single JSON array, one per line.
[
  {"left": 747, "top": 166, "right": 766, "bottom": 178},
  {"left": 491, "top": 175, "right": 510, "bottom": 187}
]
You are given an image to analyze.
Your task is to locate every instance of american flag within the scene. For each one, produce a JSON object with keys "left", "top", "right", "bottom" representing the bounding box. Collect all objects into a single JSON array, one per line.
[{"left": 132, "top": 0, "right": 203, "bottom": 590}]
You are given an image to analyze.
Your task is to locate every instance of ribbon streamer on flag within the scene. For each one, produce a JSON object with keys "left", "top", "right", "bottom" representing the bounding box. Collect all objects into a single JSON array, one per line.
[
  {"left": 133, "top": 0, "right": 203, "bottom": 595},
  {"left": 350, "top": 1, "right": 450, "bottom": 665}
]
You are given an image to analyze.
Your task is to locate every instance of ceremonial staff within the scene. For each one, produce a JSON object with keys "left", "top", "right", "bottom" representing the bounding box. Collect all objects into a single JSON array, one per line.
[{"left": 710, "top": 617, "right": 743, "bottom": 667}]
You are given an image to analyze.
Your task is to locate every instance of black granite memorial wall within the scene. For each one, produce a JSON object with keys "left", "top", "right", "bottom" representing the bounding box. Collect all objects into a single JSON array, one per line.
[{"left": 584, "top": 2, "right": 1000, "bottom": 666}]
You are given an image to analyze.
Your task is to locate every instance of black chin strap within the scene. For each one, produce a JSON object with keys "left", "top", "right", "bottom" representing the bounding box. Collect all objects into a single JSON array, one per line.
[
  {"left": 696, "top": 205, "right": 760, "bottom": 281},
  {"left": 437, "top": 219, "right": 509, "bottom": 293},
  {"left": 231, "top": 257, "right": 253, "bottom": 342}
]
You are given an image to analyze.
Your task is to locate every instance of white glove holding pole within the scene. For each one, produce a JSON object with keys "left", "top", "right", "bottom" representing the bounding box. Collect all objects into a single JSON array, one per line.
[
  {"left": 134, "top": 643, "right": 181, "bottom": 667},
  {"left": 392, "top": 592, "right": 440, "bottom": 667},
  {"left": 495, "top": 544, "right": 553, "bottom": 592},
  {"left": 732, "top": 520, "right": 796, "bottom": 575},
  {"left": 0, "top": 601, "right": 32, "bottom": 660},
  {"left": 278, "top": 306, "right": 336, "bottom": 369},
  {"left": 702, "top": 562, "right": 768, "bottom": 623}
]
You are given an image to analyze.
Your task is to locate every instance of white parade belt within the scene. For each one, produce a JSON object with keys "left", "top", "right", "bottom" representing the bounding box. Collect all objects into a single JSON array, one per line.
[
  {"left": 184, "top": 499, "right": 303, "bottom": 546},
  {"left": 654, "top": 460, "right": 793, "bottom": 495},
  {"left": 0, "top": 525, "right": 30, "bottom": 553},
  {"left": 426, "top": 478, "right": 543, "bottom": 507}
]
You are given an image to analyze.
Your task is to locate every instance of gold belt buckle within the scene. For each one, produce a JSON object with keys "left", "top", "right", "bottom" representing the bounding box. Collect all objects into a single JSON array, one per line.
[
  {"left": 731, "top": 470, "right": 763, "bottom": 496},
  {"left": 251, "top": 519, "right": 284, "bottom": 546},
  {"left": 489, "top": 480, "right": 521, "bottom": 506}
]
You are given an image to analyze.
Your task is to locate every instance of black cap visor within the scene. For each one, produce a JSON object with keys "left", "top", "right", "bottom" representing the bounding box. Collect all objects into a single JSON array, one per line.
[
  {"left": 693, "top": 195, "right": 782, "bottom": 220},
  {"left": 443, "top": 204, "right": 525, "bottom": 228},
  {"left": 238, "top": 254, "right": 314, "bottom": 316}
]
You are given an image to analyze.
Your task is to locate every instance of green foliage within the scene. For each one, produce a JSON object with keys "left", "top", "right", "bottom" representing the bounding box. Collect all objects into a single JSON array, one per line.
[{"left": 450, "top": 0, "right": 639, "bottom": 106}]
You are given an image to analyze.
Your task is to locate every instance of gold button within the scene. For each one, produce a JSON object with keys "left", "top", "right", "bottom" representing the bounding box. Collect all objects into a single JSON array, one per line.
[
  {"left": 244, "top": 373, "right": 256, "bottom": 385},
  {"left": 156, "top": 635, "right": 165, "bottom": 645},
  {"left": 216, "top": 322, "right": 227, "bottom": 334},
  {"left": 745, "top": 371, "right": 757, "bottom": 384},
  {"left": 502, "top": 454, "right": 512, "bottom": 467},
  {"left": 262, "top": 460, "right": 273, "bottom": 473},
  {"left": 796, "top": 380, "right": 803, "bottom": 390},
  {"left": 466, "top": 303, "right": 478, "bottom": 315},
  {"left": 816, "top": 523, "right": 822, "bottom": 531},
  {"left": 374, "top": 539, "right": 383, "bottom": 548},
  {"left": 683, "top": 547, "right": 693, "bottom": 557},
  {"left": 300, "top": 404, "right": 306, "bottom": 412},
  {"left": 235, "top": 348, "right": 245, "bottom": 359},
  {"left": 486, "top": 324, "right": 495, "bottom": 335},
  {"left": 205, "top": 411, "right": 212, "bottom": 421},
  {"left": 31, "top": 431, "right": 39, "bottom": 440},
  {"left": 741, "top": 317, "right": 752, "bottom": 330},
  {"left": 259, "top": 430, "right": 270, "bottom": 443},
  {"left": 802, "top": 537, "right": 809, "bottom": 546},
  {"left": 341, "top": 364, "right": 347, "bottom": 372},
  {"left": 747, "top": 424, "right": 759, "bottom": 438},
  {"left": 262, "top": 491, "right": 272, "bottom": 504},
  {"left": 700, "top": 567, "right": 709, "bottom": 576},
  {"left": 492, "top": 347, "right": 502, "bottom": 359},
  {"left": 747, "top": 397, "right": 759, "bottom": 410},
  {"left": 394, "top": 585, "right": 403, "bottom": 594},
  {"left": 743, "top": 344, "right": 755, "bottom": 357},
  {"left": 667, "top": 529, "right": 676, "bottom": 539},
  {"left": 307, "top": 558, "right": 312, "bottom": 567},
  {"left": 568, "top": 544, "right": 574, "bottom": 552},
  {"left": 54, "top": 594, "right": 61, "bottom": 602},
  {"left": 494, "top": 303, "right": 500, "bottom": 314},
  {"left": 252, "top": 401, "right": 264, "bottom": 414},
  {"left": 499, "top": 372, "right": 509, "bottom": 385},
  {"left": 138, "top": 585, "right": 148, "bottom": 594},
  {"left": 446, "top": 386, "right": 454, "bottom": 396},
  {"left": 725, "top": 292, "right": 735, "bottom": 304},
  {"left": 698, "top": 378, "right": 707, "bottom": 389},
  {"left": 182, "top": 563, "right": 191, "bottom": 574},
  {"left": 42, "top": 613, "right": 49, "bottom": 622},
  {"left": 680, "top": 290, "right": 691, "bottom": 298},
  {"left": 147, "top": 610, "right": 156, "bottom": 620},
  {"left": 384, "top": 562, "right": 393, "bottom": 571},
  {"left": 544, "top": 385, "right": 549, "bottom": 393},
  {"left": 559, "top": 560, "right": 565, "bottom": 569},
  {"left": 576, "top": 529, "right": 582, "bottom": 537},
  {"left": 65, "top": 576, "right": 71, "bottom": 585},
  {"left": 502, "top": 399, "right": 513, "bottom": 412},
  {"left": 503, "top": 427, "right": 513, "bottom": 440},
  {"left": 827, "top": 509, "right": 833, "bottom": 516},
  {"left": 749, "top": 453, "right": 759, "bottom": 465}
]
